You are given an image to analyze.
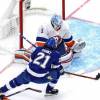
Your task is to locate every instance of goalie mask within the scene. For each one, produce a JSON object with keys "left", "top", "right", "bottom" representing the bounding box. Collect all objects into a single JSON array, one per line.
[{"left": 51, "top": 15, "right": 63, "bottom": 31}]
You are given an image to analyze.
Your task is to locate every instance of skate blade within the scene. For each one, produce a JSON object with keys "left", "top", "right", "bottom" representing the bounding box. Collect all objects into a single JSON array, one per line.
[
  {"left": 2, "top": 98, "right": 10, "bottom": 100},
  {"left": 44, "top": 93, "right": 58, "bottom": 96}
]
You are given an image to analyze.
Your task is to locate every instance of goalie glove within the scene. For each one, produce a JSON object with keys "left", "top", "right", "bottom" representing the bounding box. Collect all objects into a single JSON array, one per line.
[{"left": 71, "top": 39, "right": 86, "bottom": 53}]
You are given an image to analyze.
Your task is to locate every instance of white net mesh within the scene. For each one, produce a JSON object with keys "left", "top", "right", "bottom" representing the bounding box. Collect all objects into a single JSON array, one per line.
[
  {"left": 0, "top": 0, "right": 20, "bottom": 56},
  {"left": 0, "top": 16, "right": 18, "bottom": 39},
  {"left": 0, "top": 0, "right": 63, "bottom": 49},
  {"left": 26, "top": 0, "right": 62, "bottom": 15}
]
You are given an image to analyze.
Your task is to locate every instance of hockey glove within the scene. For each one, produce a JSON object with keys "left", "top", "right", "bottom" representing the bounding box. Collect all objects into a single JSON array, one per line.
[{"left": 72, "top": 39, "right": 86, "bottom": 53}]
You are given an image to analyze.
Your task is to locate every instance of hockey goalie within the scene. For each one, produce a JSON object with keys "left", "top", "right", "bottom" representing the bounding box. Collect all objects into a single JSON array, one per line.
[{"left": 15, "top": 14, "right": 86, "bottom": 68}]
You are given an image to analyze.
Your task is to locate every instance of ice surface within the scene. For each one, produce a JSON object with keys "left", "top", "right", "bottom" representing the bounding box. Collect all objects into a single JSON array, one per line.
[
  {"left": 65, "top": 18, "right": 100, "bottom": 73},
  {"left": 0, "top": 63, "right": 100, "bottom": 100},
  {"left": 0, "top": 0, "right": 100, "bottom": 100}
]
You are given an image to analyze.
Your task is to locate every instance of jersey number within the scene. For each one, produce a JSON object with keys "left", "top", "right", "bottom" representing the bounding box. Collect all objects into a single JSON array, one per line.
[{"left": 33, "top": 52, "right": 50, "bottom": 68}]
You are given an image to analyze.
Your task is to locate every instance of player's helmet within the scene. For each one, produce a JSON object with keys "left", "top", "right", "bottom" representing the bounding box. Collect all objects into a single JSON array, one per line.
[
  {"left": 46, "top": 37, "right": 57, "bottom": 49},
  {"left": 46, "top": 36, "right": 62, "bottom": 49},
  {"left": 51, "top": 15, "right": 63, "bottom": 31}
]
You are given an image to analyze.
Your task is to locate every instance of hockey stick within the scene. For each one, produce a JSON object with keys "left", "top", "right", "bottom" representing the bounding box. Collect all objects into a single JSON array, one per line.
[
  {"left": 7, "top": 87, "right": 42, "bottom": 97},
  {"left": 64, "top": 71, "right": 100, "bottom": 80},
  {"left": 21, "top": 35, "right": 36, "bottom": 48}
]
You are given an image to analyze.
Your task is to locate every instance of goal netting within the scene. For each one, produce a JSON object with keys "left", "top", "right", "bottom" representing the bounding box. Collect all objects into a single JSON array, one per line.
[{"left": 0, "top": 0, "right": 65, "bottom": 68}]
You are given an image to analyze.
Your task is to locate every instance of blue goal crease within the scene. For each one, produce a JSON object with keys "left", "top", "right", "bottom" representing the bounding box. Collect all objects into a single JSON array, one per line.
[{"left": 64, "top": 18, "right": 100, "bottom": 73}]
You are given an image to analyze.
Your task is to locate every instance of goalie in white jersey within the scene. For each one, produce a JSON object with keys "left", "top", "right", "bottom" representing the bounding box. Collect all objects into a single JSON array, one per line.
[
  {"left": 36, "top": 14, "right": 86, "bottom": 67},
  {"left": 15, "top": 14, "right": 86, "bottom": 67}
]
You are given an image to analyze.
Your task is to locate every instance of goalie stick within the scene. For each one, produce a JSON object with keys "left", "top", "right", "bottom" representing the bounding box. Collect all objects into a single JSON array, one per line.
[
  {"left": 64, "top": 71, "right": 100, "bottom": 80},
  {"left": 21, "top": 35, "right": 36, "bottom": 48},
  {"left": 7, "top": 87, "right": 42, "bottom": 97}
]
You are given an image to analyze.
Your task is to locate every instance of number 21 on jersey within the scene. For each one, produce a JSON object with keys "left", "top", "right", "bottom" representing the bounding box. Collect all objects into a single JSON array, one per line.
[{"left": 33, "top": 52, "right": 50, "bottom": 68}]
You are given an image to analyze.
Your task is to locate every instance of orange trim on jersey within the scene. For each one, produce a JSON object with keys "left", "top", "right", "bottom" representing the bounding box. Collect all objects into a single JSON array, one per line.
[
  {"left": 36, "top": 42, "right": 45, "bottom": 47},
  {"left": 65, "top": 40, "right": 75, "bottom": 47}
]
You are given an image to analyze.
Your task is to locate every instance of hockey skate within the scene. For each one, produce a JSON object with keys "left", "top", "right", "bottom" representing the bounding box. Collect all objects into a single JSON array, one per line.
[
  {"left": 45, "top": 85, "right": 59, "bottom": 96},
  {"left": 0, "top": 94, "right": 9, "bottom": 100},
  {"left": 45, "top": 88, "right": 59, "bottom": 96}
]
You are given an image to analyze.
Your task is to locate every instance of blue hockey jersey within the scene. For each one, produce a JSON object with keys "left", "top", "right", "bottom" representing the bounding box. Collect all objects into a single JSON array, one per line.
[{"left": 27, "top": 47, "right": 62, "bottom": 77}]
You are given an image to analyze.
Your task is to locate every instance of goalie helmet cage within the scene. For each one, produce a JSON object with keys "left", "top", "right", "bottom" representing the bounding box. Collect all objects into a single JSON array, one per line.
[{"left": 19, "top": 0, "right": 66, "bottom": 49}]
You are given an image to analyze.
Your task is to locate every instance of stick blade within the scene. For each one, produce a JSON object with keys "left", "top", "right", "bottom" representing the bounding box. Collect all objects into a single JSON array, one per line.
[{"left": 95, "top": 73, "right": 100, "bottom": 80}]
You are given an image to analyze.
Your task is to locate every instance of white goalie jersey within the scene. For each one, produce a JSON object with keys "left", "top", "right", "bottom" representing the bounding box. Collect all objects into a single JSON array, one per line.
[
  {"left": 36, "top": 21, "right": 74, "bottom": 68},
  {"left": 36, "top": 21, "right": 74, "bottom": 47}
]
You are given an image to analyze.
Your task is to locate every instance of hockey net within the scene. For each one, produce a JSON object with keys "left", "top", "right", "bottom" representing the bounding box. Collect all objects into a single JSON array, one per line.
[
  {"left": 0, "top": 0, "right": 65, "bottom": 67},
  {"left": 0, "top": 0, "right": 96, "bottom": 54},
  {"left": 0, "top": 0, "right": 64, "bottom": 54},
  {"left": 0, "top": 0, "right": 100, "bottom": 54},
  {"left": 0, "top": 0, "right": 100, "bottom": 70}
]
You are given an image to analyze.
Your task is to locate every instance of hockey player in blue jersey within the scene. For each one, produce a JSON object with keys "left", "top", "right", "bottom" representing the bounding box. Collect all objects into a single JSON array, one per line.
[{"left": 0, "top": 37, "right": 64, "bottom": 100}]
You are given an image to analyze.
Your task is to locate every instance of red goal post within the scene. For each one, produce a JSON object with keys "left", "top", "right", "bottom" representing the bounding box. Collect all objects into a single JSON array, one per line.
[
  {"left": 0, "top": 0, "right": 91, "bottom": 51},
  {"left": 0, "top": 0, "right": 66, "bottom": 56}
]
